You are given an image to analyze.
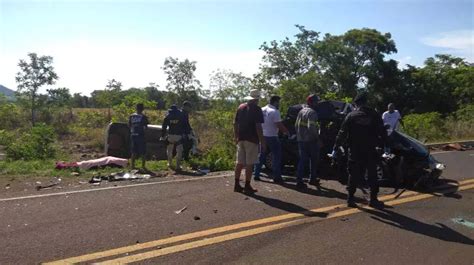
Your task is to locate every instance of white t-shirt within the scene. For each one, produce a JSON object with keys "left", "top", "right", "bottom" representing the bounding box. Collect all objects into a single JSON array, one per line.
[
  {"left": 382, "top": 110, "right": 402, "bottom": 134},
  {"left": 262, "top": 104, "right": 282, "bottom": 137}
]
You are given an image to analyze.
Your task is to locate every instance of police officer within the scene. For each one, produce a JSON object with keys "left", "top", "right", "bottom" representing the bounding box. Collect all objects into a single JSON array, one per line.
[
  {"left": 333, "top": 93, "right": 387, "bottom": 208},
  {"left": 129, "top": 103, "right": 149, "bottom": 169},
  {"left": 161, "top": 104, "right": 187, "bottom": 171}
]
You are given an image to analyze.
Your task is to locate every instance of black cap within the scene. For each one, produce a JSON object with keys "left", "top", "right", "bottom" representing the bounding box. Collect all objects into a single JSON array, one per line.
[{"left": 354, "top": 92, "right": 368, "bottom": 105}]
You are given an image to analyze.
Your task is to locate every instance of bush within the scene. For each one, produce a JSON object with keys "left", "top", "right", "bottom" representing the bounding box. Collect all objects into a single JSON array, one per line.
[
  {"left": 402, "top": 112, "right": 446, "bottom": 142},
  {"left": 75, "top": 110, "right": 109, "bottom": 128},
  {"left": 190, "top": 109, "right": 236, "bottom": 171},
  {"left": 6, "top": 124, "right": 57, "bottom": 160}
]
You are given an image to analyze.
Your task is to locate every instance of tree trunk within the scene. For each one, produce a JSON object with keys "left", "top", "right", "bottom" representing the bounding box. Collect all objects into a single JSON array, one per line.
[{"left": 31, "top": 93, "right": 36, "bottom": 126}]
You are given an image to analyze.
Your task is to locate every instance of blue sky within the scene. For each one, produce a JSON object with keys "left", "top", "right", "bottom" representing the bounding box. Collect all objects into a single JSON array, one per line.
[{"left": 0, "top": 0, "right": 472, "bottom": 95}]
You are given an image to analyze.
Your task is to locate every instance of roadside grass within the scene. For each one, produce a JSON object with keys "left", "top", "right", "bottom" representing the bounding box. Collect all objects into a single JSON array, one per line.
[{"left": 0, "top": 158, "right": 171, "bottom": 181}]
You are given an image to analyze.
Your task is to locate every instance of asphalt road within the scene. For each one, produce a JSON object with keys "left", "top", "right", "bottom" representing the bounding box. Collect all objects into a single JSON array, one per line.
[{"left": 0, "top": 150, "right": 473, "bottom": 265}]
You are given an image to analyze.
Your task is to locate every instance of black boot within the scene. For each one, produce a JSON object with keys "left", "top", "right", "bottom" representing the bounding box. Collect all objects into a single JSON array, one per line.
[
  {"left": 369, "top": 193, "right": 385, "bottom": 209},
  {"left": 347, "top": 193, "right": 357, "bottom": 208}
]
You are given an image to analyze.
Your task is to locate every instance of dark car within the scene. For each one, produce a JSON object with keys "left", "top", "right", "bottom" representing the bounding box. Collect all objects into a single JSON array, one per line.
[{"left": 265, "top": 101, "right": 445, "bottom": 188}]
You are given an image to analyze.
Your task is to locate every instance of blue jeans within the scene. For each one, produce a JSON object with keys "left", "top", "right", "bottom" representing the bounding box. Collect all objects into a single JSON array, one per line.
[
  {"left": 297, "top": 141, "right": 320, "bottom": 183},
  {"left": 254, "top": 136, "right": 282, "bottom": 179}
]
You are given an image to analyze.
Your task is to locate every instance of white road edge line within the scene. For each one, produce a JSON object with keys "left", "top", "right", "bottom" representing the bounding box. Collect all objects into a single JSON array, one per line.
[{"left": 0, "top": 174, "right": 231, "bottom": 202}]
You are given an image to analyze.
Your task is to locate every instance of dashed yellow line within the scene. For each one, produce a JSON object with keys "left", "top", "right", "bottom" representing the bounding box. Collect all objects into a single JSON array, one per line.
[{"left": 44, "top": 178, "right": 474, "bottom": 265}]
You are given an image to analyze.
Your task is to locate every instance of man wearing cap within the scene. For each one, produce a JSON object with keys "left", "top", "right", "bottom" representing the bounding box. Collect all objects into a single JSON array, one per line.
[
  {"left": 181, "top": 101, "right": 194, "bottom": 161},
  {"left": 295, "top": 94, "right": 321, "bottom": 189},
  {"left": 254, "top": 95, "right": 289, "bottom": 183},
  {"left": 234, "top": 89, "right": 266, "bottom": 193},
  {"left": 333, "top": 92, "right": 387, "bottom": 208},
  {"left": 161, "top": 104, "right": 187, "bottom": 171}
]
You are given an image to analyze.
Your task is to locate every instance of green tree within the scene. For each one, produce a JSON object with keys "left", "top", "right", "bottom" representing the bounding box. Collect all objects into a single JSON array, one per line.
[
  {"left": 260, "top": 25, "right": 321, "bottom": 84},
  {"left": 15, "top": 53, "right": 58, "bottom": 125},
  {"left": 72, "top": 93, "right": 89, "bottom": 108},
  {"left": 162, "top": 57, "right": 204, "bottom": 105},
  {"left": 315, "top": 28, "right": 397, "bottom": 97},
  {"left": 96, "top": 79, "right": 122, "bottom": 120},
  {"left": 210, "top": 69, "right": 252, "bottom": 105},
  {"left": 406, "top": 55, "right": 470, "bottom": 114}
]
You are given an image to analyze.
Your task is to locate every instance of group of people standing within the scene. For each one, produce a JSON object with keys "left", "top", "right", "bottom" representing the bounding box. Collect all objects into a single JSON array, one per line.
[
  {"left": 233, "top": 89, "right": 402, "bottom": 208},
  {"left": 128, "top": 101, "right": 195, "bottom": 172}
]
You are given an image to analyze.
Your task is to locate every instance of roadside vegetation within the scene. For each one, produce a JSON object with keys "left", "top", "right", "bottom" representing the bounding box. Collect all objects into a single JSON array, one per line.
[{"left": 1, "top": 25, "right": 473, "bottom": 180}]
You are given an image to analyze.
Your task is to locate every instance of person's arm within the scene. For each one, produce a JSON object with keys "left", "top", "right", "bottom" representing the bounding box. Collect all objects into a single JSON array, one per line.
[
  {"left": 375, "top": 113, "right": 388, "bottom": 147},
  {"left": 334, "top": 115, "right": 351, "bottom": 149},
  {"left": 161, "top": 116, "right": 169, "bottom": 137},
  {"left": 233, "top": 111, "right": 239, "bottom": 144},
  {"left": 256, "top": 123, "right": 266, "bottom": 152},
  {"left": 276, "top": 122, "right": 289, "bottom": 135},
  {"left": 398, "top": 112, "right": 404, "bottom": 127},
  {"left": 128, "top": 116, "right": 132, "bottom": 130},
  {"left": 274, "top": 110, "right": 289, "bottom": 135},
  {"left": 144, "top": 115, "right": 149, "bottom": 130},
  {"left": 308, "top": 111, "right": 319, "bottom": 137}
]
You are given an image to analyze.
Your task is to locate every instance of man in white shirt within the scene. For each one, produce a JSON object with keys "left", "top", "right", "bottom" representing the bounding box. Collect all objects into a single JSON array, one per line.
[
  {"left": 254, "top": 96, "right": 289, "bottom": 183},
  {"left": 382, "top": 103, "right": 403, "bottom": 135}
]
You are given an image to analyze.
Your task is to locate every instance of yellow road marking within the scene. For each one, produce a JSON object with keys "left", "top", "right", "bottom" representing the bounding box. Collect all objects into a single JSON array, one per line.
[
  {"left": 99, "top": 183, "right": 474, "bottom": 264},
  {"left": 44, "top": 179, "right": 474, "bottom": 264}
]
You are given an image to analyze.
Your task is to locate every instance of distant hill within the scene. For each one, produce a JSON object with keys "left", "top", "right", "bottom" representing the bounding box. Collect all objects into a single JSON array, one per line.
[{"left": 0, "top": 84, "right": 15, "bottom": 99}]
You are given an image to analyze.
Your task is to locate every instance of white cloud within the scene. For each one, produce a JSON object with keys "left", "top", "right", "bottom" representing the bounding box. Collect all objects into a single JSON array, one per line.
[
  {"left": 421, "top": 29, "right": 474, "bottom": 62},
  {"left": 395, "top": 56, "right": 412, "bottom": 68},
  {"left": 0, "top": 40, "right": 263, "bottom": 95}
]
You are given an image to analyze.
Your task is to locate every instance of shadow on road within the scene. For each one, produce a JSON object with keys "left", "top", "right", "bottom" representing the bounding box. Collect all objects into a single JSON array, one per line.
[
  {"left": 246, "top": 193, "right": 329, "bottom": 218},
  {"left": 363, "top": 208, "right": 474, "bottom": 245}
]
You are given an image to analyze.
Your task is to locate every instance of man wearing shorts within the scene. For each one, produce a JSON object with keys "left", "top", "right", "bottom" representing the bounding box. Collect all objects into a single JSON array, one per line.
[
  {"left": 129, "top": 103, "right": 149, "bottom": 169},
  {"left": 233, "top": 89, "right": 266, "bottom": 193}
]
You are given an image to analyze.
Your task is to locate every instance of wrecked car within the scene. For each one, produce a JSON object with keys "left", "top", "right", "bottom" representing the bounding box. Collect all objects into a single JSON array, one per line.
[
  {"left": 104, "top": 123, "right": 168, "bottom": 160},
  {"left": 265, "top": 100, "right": 445, "bottom": 188}
]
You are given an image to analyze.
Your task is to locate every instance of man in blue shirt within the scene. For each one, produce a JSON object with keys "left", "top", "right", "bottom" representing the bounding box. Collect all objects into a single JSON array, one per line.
[{"left": 128, "top": 103, "right": 149, "bottom": 169}]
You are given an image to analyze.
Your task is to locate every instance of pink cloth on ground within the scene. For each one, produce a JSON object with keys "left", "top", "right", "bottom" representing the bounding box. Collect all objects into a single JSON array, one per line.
[{"left": 77, "top": 156, "right": 128, "bottom": 170}]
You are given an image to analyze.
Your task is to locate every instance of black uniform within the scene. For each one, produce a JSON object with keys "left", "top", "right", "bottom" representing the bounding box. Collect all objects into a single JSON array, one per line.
[
  {"left": 162, "top": 105, "right": 187, "bottom": 137},
  {"left": 334, "top": 106, "right": 387, "bottom": 200},
  {"left": 182, "top": 110, "right": 193, "bottom": 161}
]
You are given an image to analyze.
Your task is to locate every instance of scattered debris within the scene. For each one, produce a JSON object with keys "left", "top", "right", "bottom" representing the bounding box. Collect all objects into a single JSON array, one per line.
[
  {"left": 36, "top": 178, "right": 62, "bottom": 191},
  {"left": 70, "top": 172, "right": 80, "bottom": 176},
  {"left": 213, "top": 209, "right": 218, "bottom": 214},
  {"left": 340, "top": 217, "right": 349, "bottom": 222},
  {"left": 244, "top": 197, "right": 249, "bottom": 200},
  {"left": 89, "top": 171, "right": 152, "bottom": 184},
  {"left": 452, "top": 218, "right": 474, "bottom": 229},
  {"left": 193, "top": 216, "right": 201, "bottom": 221},
  {"left": 198, "top": 168, "right": 210, "bottom": 174},
  {"left": 78, "top": 181, "right": 88, "bottom": 185},
  {"left": 136, "top": 240, "right": 140, "bottom": 244},
  {"left": 175, "top": 206, "right": 188, "bottom": 214},
  {"left": 5, "top": 184, "right": 10, "bottom": 190},
  {"left": 443, "top": 143, "right": 466, "bottom": 151}
]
